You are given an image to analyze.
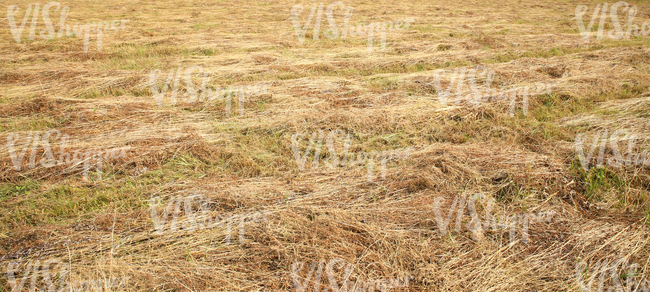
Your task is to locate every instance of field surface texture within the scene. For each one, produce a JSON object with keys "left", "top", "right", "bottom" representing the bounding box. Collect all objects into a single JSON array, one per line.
[{"left": 1, "top": 0, "right": 650, "bottom": 291}]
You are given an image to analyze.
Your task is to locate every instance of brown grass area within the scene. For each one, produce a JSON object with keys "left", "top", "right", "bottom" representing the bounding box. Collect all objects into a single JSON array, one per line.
[{"left": 2, "top": 0, "right": 650, "bottom": 291}]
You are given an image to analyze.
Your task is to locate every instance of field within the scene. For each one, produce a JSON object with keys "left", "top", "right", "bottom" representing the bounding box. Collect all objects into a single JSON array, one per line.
[{"left": 2, "top": 0, "right": 650, "bottom": 291}]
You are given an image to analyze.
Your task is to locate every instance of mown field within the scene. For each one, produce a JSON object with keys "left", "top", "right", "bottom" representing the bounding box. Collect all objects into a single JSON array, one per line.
[{"left": 1, "top": 0, "right": 650, "bottom": 291}]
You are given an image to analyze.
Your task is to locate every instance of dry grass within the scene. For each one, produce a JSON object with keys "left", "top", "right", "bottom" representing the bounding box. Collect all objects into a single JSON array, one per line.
[{"left": 1, "top": 0, "right": 650, "bottom": 291}]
